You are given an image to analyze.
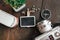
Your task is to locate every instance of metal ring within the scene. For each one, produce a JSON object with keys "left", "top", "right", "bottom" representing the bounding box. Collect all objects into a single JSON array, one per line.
[{"left": 41, "top": 9, "right": 51, "bottom": 19}]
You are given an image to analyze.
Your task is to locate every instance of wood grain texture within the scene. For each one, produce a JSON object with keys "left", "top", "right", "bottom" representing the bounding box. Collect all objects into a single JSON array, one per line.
[
  {"left": 26, "top": 0, "right": 42, "bottom": 21},
  {"left": 0, "top": 0, "right": 60, "bottom": 40},
  {"left": 42, "top": 0, "right": 60, "bottom": 23},
  {"left": 0, "top": 0, "right": 41, "bottom": 40}
]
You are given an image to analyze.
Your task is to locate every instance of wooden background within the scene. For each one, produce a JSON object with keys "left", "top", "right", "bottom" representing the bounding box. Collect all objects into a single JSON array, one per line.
[{"left": 0, "top": 0, "right": 60, "bottom": 40}]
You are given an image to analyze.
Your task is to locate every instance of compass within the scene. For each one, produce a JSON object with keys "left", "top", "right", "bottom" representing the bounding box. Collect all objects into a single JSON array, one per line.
[{"left": 41, "top": 9, "right": 51, "bottom": 19}]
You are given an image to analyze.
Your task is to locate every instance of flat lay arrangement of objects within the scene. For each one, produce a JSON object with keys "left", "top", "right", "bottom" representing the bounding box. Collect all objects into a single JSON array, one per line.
[{"left": 0, "top": 0, "right": 60, "bottom": 40}]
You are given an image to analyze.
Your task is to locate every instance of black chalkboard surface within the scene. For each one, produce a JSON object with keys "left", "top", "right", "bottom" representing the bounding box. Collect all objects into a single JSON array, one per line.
[{"left": 20, "top": 16, "right": 36, "bottom": 27}]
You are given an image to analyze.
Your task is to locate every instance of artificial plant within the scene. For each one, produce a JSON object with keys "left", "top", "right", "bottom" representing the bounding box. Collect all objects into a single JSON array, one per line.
[{"left": 4, "top": 0, "right": 26, "bottom": 9}]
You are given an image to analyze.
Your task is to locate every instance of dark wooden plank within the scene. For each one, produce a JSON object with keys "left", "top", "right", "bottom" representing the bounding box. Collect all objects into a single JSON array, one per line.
[
  {"left": 0, "top": 0, "right": 42, "bottom": 40},
  {"left": 42, "top": 0, "right": 60, "bottom": 23},
  {"left": 27, "top": 0, "right": 42, "bottom": 21}
]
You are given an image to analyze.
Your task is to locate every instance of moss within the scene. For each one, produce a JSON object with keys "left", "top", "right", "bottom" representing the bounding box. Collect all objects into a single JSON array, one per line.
[{"left": 4, "top": 0, "right": 26, "bottom": 9}]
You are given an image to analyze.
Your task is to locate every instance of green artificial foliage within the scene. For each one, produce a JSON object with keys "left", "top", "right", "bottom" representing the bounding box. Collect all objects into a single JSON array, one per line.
[{"left": 4, "top": 0, "right": 26, "bottom": 9}]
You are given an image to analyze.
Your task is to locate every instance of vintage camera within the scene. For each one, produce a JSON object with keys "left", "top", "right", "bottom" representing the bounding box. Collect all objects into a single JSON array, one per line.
[
  {"left": 37, "top": 20, "right": 52, "bottom": 33},
  {"left": 35, "top": 26, "right": 60, "bottom": 40}
]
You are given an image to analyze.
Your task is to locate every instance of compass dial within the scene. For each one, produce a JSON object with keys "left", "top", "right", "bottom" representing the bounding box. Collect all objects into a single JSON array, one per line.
[{"left": 41, "top": 9, "right": 51, "bottom": 19}]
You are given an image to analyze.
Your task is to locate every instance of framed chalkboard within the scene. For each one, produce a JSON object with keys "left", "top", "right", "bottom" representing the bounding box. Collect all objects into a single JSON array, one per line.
[{"left": 20, "top": 16, "right": 36, "bottom": 27}]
